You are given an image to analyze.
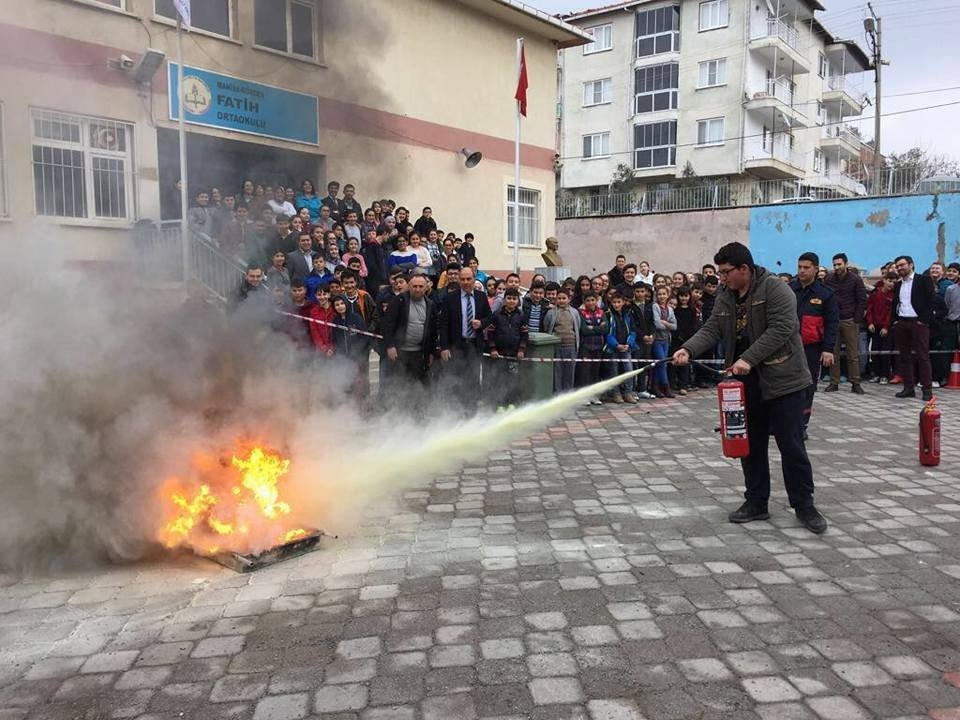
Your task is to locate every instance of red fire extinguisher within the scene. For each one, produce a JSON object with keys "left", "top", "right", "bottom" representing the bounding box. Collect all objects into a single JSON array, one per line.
[
  {"left": 920, "top": 397, "right": 941, "bottom": 467},
  {"left": 717, "top": 379, "right": 750, "bottom": 458}
]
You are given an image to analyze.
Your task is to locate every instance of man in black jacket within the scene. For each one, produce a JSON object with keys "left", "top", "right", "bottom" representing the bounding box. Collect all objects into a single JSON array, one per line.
[
  {"left": 823, "top": 253, "right": 867, "bottom": 394},
  {"left": 381, "top": 274, "right": 436, "bottom": 393},
  {"left": 892, "top": 255, "right": 938, "bottom": 401},
  {"left": 361, "top": 229, "right": 389, "bottom": 295},
  {"left": 439, "top": 267, "right": 491, "bottom": 409}
]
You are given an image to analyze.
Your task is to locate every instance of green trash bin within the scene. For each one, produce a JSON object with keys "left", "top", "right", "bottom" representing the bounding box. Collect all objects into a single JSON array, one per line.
[{"left": 522, "top": 332, "right": 560, "bottom": 403}]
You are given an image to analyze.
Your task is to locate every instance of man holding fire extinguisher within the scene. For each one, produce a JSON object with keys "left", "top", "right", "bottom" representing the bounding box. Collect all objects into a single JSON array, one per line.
[{"left": 673, "top": 242, "right": 827, "bottom": 534}]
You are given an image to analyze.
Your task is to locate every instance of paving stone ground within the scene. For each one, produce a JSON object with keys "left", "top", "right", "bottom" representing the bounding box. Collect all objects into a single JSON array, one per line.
[{"left": 2, "top": 386, "right": 960, "bottom": 720}]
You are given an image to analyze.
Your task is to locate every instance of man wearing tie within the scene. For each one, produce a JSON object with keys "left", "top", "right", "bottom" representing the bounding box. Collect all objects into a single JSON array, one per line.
[{"left": 439, "top": 266, "right": 491, "bottom": 407}]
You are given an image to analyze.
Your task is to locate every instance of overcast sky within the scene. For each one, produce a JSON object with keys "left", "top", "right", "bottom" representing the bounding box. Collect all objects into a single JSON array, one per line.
[{"left": 531, "top": 0, "right": 960, "bottom": 162}]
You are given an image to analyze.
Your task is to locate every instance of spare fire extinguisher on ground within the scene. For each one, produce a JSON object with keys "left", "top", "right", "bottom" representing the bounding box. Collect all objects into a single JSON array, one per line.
[
  {"left": 717, "top": 379, "right": 750, "bottom": 458},
  {"left": 919, "top": 397, "right": 941, "bottom": 467}
]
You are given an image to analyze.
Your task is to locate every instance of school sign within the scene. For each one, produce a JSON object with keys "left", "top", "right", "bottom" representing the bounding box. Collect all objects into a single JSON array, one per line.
[{"left": 168, "top": 63, "right": 319, "bottom": 145}]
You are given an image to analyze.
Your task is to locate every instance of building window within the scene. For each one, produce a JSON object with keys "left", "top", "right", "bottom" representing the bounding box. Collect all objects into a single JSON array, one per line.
[
  {"left": 255, "top": 0, "right": 316, "bottom": 58},
  {"left": 31, "top": 109, "right": 134, "bottom": 220},
  {"left": 634, "top": 120, "right": 677, "bottom": 169},
  {"left": 635, "top": 6, "right": 680, "bottom": 58},
  {"left": 634, "top": 63, "right": 679, "bottom": 114},
  {"left": 156, "top": 0, "right": 231, "bottom": 37},
  {"left": 698, "top": 0, "right": 728, "bottom": 31},
  {"left": 696, "top": 117, "right": 725, "bottom": 146},
  {"left": 818, "top": 52, "right": 828, "bottom": 78},
  {"left": 697, "top": 58, "right": 727, "bottom": 87},
  {"left": 583, "top": 132, "right": 611, "bottom": 159},
  {"left": 0, "top": 104, "right": 7, "bottom": 217},
  {"left": 506, "top": 185, "right": 540, "bottom": 248},
  {"left": 89, "top": 0, "right": 124, "bottom": 7},
  {"left": 813, "top": 147, "right": 823, "bottom": 173},
  {"left": 583, "top": 78, "right": 612, "bottom": 106},
  {"left": 583, "top": 23, "right": 613, "bottom": 54}
]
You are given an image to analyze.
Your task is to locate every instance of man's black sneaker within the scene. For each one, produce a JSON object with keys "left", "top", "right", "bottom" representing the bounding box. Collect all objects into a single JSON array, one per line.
[
  {"left": 922, "top": 388, "right": 934, "bottom": 401},
  {"left": 796, "top": 507, "right": 828, "bottom": 534},
  {"left": 895, "top": 388, "right": 916, "bottom": 399},
  {"left": 851, "top": 384, "right": 865, "bottom": 395},
  {"left": 824, "top": 383, "right": 839, "bottom": 392},
  {"left": 728, "top": 502, "right": 770, "bottom": 524}
]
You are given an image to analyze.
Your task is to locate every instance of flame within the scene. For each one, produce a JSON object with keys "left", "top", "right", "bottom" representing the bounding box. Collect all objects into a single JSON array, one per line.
[{"left": 158, "top": 445, "right": 306, "bottom": 555}]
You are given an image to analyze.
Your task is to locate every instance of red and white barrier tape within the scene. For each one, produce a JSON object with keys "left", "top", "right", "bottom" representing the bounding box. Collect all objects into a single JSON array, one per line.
[{"left": 276, "top": 310, "right": 386, "bottom": 340}]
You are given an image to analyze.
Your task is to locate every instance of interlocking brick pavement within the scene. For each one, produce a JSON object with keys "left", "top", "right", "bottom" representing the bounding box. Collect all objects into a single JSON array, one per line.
[{"left": 1, "top": 387, "right": 960, "bottom": 719}]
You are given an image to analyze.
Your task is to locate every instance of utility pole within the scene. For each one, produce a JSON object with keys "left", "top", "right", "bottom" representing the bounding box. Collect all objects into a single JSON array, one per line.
[{"left": 864, "top": 4, "right": 887, "bottom": 192}]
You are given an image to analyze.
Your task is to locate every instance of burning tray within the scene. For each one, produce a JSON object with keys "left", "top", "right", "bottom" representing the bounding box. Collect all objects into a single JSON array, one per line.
[{"left": 210, "top": 529, "right": 325, "bottom": 573}]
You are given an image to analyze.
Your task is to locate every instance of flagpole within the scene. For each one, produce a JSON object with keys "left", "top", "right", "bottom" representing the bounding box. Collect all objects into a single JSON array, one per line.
[
  {"left": 513, "top": 38, "right": 523, "bottom": 275},
  {"left": 177, "top": 18, "right": 191, "bottom": 287}
]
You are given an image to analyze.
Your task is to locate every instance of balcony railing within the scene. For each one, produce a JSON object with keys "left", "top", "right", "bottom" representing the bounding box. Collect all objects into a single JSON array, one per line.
[
  {"left": 555, "top": 168, "right": 936, "bottom": 219},
  {"left": 750, "top": 78, "right": 796, "bottom": 107},
  {"left": 824, "top": 124, "right": 862, "bottom": 148},
  {"left": 744, "top": 139, "right": 805, "bottom": 170},
  {"left": 751, "top": 18, "right": 801, "bottom": 54}
]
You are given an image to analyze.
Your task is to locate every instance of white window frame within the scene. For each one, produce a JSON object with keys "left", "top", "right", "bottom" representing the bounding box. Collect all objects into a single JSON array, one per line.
[
  {"left": 254, "top": 0, "right": 317, "bottom": 60},
  {"left": 0, "top": 103, "right": 6, "bottom": 217},
  {"left": 813, "top": 147, "right": 823, "bottom": 173},
  {"left": 30, "top": 108, "right": 135, "bottom": 223},
  {"left": 818, "top": 52, "right": 829, "bottom": 78},
  {"left": 154, "top": 0, "right": 233, "bottom": 40},
  {"left": 697, "top": 58, "right": 727, "bottom": 88},
  {"left": 696, "top": 117, "right": 725, "bottom": 146},
  {"left": 699, "top": 0, "right": 729, "bottom": 31},
  {"left": 634, "top": 62, "right": 679, "bottom": 115},
  {"left": 506, "top": 185, "right": 541, "bottom": 249},
  {"left": 583, "top": 78, "right": 612, "bottom": 107},
  {"left": 634, "top": 120, "right": 677, "bottom": 169},
  {"left": 583, "top": 132, "right": 611, "bottom": 159},
  {"left": 583, "top": 23, "right": 613, "bottom": 54}
]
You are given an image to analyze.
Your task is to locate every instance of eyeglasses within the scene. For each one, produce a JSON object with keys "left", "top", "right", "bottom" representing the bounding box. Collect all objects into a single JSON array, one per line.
[{"left": 716, "top": 266, "right": 738, "bottom": 278}]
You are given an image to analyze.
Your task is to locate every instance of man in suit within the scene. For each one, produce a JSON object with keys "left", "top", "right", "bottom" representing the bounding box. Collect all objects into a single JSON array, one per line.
[
  {"left": 439, "top": 266, "right": 491, "bottom": 409},
  {"left": 892, "top": 254, "right": 939, "bottom": 401},
  {"left": 285, "top": 232, "right": 318, "bottom": 284}
]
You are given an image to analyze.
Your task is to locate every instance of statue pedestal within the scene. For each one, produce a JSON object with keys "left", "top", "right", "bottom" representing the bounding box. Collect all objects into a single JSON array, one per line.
[{"left": 534, "top": 267, "right": 571, "bottom": 283}]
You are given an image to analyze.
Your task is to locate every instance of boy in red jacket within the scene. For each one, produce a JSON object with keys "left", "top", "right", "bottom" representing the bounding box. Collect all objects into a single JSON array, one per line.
[{"left": 865, "top": 272, "right": 897, "bottom": 383}]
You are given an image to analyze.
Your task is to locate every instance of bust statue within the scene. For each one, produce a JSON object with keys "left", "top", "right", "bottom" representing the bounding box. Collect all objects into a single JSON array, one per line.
[{"left": 541, "top": 237, "right": 564, "bottom": 267}]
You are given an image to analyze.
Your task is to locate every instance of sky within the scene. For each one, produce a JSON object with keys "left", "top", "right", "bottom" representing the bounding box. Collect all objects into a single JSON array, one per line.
[{"left": 530, "top": 0, "right": 960, "bottom": 162}]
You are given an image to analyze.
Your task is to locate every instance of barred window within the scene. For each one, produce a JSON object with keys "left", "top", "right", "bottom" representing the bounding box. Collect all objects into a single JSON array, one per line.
[
  {"left": 31, "top": 109, "right": 134, "bottom": 220},
  {"left": 635, "top": 62, "right": 679, "bottom": 114},
  {"left": 506, "top": 185, "right": 541, "bottom": 248},
  {"left": 634, "top": 120, "right": 677, "bottom": 169}
]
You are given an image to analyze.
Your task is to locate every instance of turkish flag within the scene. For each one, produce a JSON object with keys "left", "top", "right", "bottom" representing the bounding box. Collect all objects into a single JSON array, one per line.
[{"left": 515, "top": 44, "right": 528, "bottom": 117}]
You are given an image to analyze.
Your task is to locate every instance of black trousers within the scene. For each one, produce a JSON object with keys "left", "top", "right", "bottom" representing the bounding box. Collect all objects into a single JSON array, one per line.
[
  {"left": 802, "top": 344, "right": 821, "bottom": 429},
  {"left": 447, "top": 341, "right": 483, "bottom": 411},
  {"left": 741, "top": 371, "right": 815, "bottom": 511}
]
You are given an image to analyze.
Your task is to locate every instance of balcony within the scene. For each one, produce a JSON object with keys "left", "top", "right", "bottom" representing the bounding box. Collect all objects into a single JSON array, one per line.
[
  {"left": 743, "top": 139, "right": 805, "bottom": 178},
  {"left": 745, "top": 78, "right": 811, "bottom": 127},
  {"left": 823, "top": 75, "right": 865, "bottom": 117},
  {"left": 749, "top": 19, "right": 811, "bottom": 73},
  {"left": 821, "top": 124, "right": 862, "bottom": 157},
  {"left": 806, "top": 171, "right": 867, "bottom": 197}
]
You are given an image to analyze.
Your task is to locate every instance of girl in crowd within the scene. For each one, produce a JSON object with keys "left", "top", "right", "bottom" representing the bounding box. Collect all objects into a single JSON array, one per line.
[
  {"left": 295, "top": 179, "right": 322, "bottom": 222},
  {"left": 573, "top": 275, "right": 592, "bottom": 308},
  {"left": 652, "top": 285, "right": 677, "bottom": 398},
  {"left": 341, "top": 237, "right": 368, "bottom": 277},
  {"left": 671, "top": 286, "right": 699, "bottom": 395},
  {"left": 408, "top": 232, "right": 433, "bottom": 274}
]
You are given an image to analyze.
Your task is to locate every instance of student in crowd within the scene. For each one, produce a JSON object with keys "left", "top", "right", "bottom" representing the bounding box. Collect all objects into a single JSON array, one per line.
[
  {"left": 523, "top": 282, "right": 550, "bottom": 334},
  {"left": 671, "top": 286, "right": 699, "bottom": 395},
  {"left": 576, "top": 292, "right": 608, "bottom": 401},
  {"left": 544, "top": 287, "right": 581, "bottom": 393},
  {"left": 604, "top": 292, "right": 639, "bottom": 404},
  {"left": 652, "top": 285, "right": 677, "bottom": 398},
  {"left": 485, "top": 288, "right": 528, "bottom": 410}
]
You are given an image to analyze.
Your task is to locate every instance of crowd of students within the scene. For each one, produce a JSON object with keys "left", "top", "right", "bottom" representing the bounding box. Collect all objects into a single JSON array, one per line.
[{"left": 183, "top": 177, "right": 960, "bottom": 411}]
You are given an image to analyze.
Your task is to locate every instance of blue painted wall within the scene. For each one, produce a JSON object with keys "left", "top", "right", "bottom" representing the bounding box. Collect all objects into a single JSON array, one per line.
[{"left": 748, "top": 193, "right": 959, "bottom": 275}]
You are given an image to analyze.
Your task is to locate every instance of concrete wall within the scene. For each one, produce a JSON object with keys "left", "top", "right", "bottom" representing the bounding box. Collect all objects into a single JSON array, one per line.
[
  {"left": 556, "top": 193, "right": 959, "bottom": 277},
  {"left": 556, "top": 206, "right": 750, "bottom": 276}
]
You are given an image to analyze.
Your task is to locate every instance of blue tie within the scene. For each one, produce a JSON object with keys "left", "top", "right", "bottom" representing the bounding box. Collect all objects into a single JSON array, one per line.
[{"left": 465, "top": 295, "right": 474, "bottom": 339}]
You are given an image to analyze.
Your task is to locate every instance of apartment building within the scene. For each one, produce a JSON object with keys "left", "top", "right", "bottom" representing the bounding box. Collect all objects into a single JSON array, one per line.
[
  {"left": 557, "top": 0, "right": 871, "bottom": 203},
  {"left": 0, "top": 0, "right": 587, "bottom": 274}
]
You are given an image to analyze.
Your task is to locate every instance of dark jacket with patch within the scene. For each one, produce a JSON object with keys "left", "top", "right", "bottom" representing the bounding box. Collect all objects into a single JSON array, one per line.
[
  {"left": 789, "top": 278, "right": 839, "bottom": 349},
  {"left": 683, "top": 266, "right": 811, "bottom": 400}
]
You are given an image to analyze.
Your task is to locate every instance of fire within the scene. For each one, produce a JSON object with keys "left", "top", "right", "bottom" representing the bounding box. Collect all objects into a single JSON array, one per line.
[{"left": 158, "top": 445, "right": 306, "bottom": 555}]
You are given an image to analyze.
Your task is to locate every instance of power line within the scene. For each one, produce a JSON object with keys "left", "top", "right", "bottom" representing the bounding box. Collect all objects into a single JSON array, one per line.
[{"left": 558, "top": 99, "right": 960, "bottom": 161}]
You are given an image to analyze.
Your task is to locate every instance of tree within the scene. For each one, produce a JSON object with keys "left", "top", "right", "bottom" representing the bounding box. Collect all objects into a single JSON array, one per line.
[
  {"left": 609, "top": 163, "right": 642, "bottom": 194},
  {"left": 886, "top": 147, "right": 959, "bottom": 179}
]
